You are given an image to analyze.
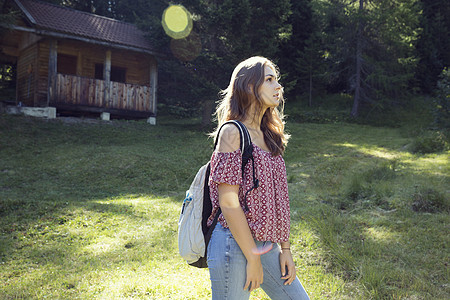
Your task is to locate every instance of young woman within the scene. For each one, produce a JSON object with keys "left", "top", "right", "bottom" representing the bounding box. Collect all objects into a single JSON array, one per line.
[{"left": 207, "top": 56, "right": 310, "bottom": 300}]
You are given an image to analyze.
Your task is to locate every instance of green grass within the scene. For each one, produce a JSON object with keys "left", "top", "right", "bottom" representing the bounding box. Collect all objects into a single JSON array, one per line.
[{"left": 0, "top": 113, "right": 448, "bottom": 299}]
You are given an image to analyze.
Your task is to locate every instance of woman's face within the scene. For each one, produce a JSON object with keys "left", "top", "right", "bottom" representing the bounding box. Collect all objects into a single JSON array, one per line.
[{"left": 258, "top": 65, "right": 282, "bottom": 109}]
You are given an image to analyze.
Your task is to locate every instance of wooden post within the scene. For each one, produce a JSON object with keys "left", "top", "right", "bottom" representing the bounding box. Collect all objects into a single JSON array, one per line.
[
  {"left": 76, "top": 51, "right": 82, "bottom": 76},
  {"left": 149, "top": 57, "right": 158, "bottom": 115},
  {"left": 33, "top": 44, "right": 39, "bottom": 106},
  {"left": 47, "top": 39, "right": 57, "bottom": 106},
  {"left": 104, "top": 50, "right": 111, "bottom": 107}
]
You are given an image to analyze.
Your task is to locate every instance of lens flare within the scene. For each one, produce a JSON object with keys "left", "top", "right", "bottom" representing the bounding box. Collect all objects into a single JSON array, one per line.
[
  {"left": 251, "top": 243, "right": 273, "bottom": 255},
  {"left": 170, "top": 31, "right": 201, "bottom": 61},
  {"left": 162, "top": 5, "right": 193, "bottom": 39}
]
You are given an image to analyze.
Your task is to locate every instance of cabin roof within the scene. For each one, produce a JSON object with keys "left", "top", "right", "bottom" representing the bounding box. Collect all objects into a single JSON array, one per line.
[{"left": 14, "top": 0, "right": 158, "bottom": 55}]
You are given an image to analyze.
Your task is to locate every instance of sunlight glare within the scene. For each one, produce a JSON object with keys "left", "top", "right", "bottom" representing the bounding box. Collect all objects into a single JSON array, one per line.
[
  {"left": 162, "top": 5, "right": 193, "bottom": 39},
  {"left": 335, "top": 143, "right": 398, "bottom": 159}
]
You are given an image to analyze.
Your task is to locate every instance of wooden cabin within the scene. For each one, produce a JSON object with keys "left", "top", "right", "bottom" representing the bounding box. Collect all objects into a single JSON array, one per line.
[{"left": 0, "top": 0, "right": 163, "bottom": 119}]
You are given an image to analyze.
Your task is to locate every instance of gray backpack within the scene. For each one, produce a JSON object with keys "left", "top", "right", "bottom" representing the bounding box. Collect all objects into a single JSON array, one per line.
[{"left": 178, "top": 120, "right": 259, "bottom": 268}]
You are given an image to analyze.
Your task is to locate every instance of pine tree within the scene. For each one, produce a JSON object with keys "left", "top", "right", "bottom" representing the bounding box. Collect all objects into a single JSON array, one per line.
[
  {"left": 415, "top": 0, "right": 450, "bottom": 94},
  {"left": 0, "top": 0, "right": 19, "bottom": 32},
  {"left": 351, "top": 0, "right": 364, "bottom": 117},
  {"left": 277, "top": 0, "right": 314, "bottom": 101},
  {"left": 316, "top": 0, "right": 421, "bottom": 117}
]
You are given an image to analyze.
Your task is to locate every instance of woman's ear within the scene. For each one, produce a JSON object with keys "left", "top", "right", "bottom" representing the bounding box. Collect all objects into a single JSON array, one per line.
[{"left": 247, "top": 84, "right": 254, "bottom": 93}]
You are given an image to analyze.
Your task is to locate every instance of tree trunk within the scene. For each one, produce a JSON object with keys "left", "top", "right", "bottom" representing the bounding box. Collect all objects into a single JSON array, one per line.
[
  {"left": 201, "top": 99, "right": 214, "bottom": 127},
  {"left": 309, "top": 67, "right": 313, "bottom": 107},
  {"left": 351, "top": 0, "right": 364, "bottom": 117}
]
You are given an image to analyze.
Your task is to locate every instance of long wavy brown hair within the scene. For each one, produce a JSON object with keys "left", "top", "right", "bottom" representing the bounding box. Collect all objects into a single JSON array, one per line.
[{"left": 211, "top": 56, "right": 289, "bottom": 156}]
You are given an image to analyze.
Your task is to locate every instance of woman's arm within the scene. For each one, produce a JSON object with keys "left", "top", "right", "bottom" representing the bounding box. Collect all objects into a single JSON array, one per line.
[
  {"left": 279, "top": 241, "right": 296, "bottom": 285},
  {"left": 215, "top": 124, "right": 263, "bottom": 292},
  {"left": 218, "top": 183, "right": 263, "bottom": 292}
]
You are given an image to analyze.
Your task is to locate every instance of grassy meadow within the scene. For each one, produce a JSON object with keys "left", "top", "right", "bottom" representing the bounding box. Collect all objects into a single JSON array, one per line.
[{"left": 0, "top": 108, "right": 448, "bottom": 299}]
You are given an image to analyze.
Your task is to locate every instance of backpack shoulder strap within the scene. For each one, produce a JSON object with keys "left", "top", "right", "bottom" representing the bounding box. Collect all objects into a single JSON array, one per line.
[{"left": 231, "top": 120, "right": 253, "bottom": 167}]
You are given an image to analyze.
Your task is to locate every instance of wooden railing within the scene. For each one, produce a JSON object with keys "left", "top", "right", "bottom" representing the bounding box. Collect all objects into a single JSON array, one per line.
[{"left": 54, "top": 74, "right": 153, "bottom": 113}]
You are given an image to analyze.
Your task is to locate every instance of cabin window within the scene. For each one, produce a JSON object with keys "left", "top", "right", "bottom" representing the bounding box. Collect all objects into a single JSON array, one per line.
[
  {"left": 0, "top": 63, "right": 16, "bottom": 102},
  {"left": 95, "top": 63, "right": 126, "bottom": 83},
  {"left": 57, "top": 54, "right": 77, "bottom": 75}
]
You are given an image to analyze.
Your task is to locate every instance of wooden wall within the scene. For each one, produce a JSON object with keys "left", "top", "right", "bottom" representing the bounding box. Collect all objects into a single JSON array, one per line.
[
  {"left": 54, "top": 40, "right": 151, "bottom": 85},
  {"left": 16, "top": 43, "right": 38, "bottom": 106},
  {"left": 36, "top": 40, "right": 49, "bottom": 106}
]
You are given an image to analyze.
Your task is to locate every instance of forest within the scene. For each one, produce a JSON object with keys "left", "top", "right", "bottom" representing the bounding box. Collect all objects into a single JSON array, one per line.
[{"left": 2, "top": 0, "right": 449, "bottom": 126}]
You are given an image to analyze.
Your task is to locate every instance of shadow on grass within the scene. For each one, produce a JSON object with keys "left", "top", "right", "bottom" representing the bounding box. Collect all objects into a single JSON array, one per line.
[
  {"left": 282, "top": 123, "right": 448, "bottom": 298},
  {"left": 286, "top": 137, "right": 449, "bottom": 298},
  {"left": 0, "top": 193, "right": 181, "bottom": 299},
  {"left": 0, "top": 115, "right": 200, "bottom": 291}
]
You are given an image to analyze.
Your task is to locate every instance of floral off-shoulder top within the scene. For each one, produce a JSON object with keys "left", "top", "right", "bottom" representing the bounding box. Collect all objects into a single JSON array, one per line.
[{"left": 207, "top": 143, "right": 290, "bottom": 243}]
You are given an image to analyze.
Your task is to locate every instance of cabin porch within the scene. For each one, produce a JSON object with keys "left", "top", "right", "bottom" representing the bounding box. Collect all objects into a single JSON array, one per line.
[{"left": 52, "top": 73, "right": 156, "bottom": 118}]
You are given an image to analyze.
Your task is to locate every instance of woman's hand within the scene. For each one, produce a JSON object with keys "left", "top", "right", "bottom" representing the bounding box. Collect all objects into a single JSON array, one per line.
[
  {"left": 244, "top": 256, "right": 264, "bottom": 292},
  {"left": 279, "top": 248, "right": 296, "bottom": 285}
]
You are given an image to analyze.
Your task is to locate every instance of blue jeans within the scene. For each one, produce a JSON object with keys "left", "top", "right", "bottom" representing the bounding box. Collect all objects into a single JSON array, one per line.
[{"left": 207, "top": 223, "right": 310, "bottom": 300}]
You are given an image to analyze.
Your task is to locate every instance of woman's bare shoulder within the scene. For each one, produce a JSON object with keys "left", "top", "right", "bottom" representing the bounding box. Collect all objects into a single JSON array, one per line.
[{"left": 216, "top": 123, "right": 240, "bottom": 153}]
